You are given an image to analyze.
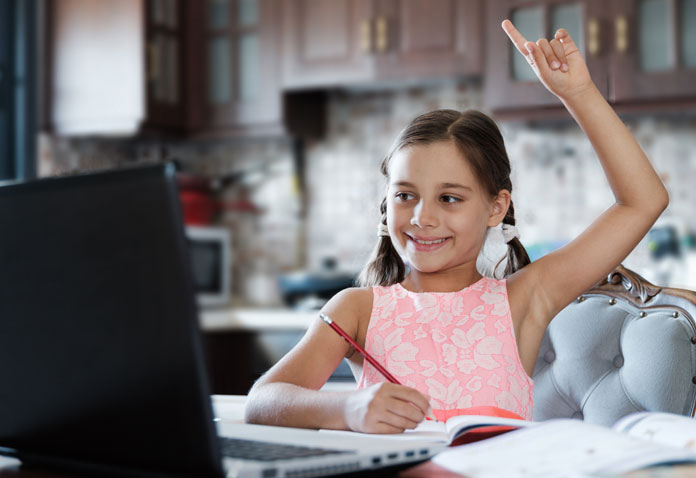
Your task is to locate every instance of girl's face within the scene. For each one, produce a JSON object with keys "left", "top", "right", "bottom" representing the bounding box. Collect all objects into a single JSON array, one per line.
[{"left": 386, "top": 140, "right": 506, "bottom": 276}]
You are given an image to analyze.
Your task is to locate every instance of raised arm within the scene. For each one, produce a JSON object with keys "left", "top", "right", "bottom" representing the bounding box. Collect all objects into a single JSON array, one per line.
[{"left": 502, "top": 20, "right": 669, "bottom": 326}]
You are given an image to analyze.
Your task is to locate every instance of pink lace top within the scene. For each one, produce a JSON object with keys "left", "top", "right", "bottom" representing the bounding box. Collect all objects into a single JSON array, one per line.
[{"left": 357, "top": 277, "right": 534, "bottom": 421}]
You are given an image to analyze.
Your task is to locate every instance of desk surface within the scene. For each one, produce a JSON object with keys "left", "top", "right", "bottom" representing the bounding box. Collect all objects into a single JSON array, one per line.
[
  {"left": 200, "top": 308, "right": 316, "bottom": 332},
  {"left": 0, "top": 396, "right": 693, "bottom": 478}
]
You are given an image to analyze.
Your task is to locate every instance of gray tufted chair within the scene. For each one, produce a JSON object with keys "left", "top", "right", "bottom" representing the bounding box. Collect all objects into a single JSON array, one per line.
[{"left": 532, "top": 265, "right": 696, "bottom": 426}]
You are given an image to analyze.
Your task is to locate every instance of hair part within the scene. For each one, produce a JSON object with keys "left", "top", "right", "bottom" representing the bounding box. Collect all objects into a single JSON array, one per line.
[{"left": 359, "top": 109, "right": 531, "bottom": 287}]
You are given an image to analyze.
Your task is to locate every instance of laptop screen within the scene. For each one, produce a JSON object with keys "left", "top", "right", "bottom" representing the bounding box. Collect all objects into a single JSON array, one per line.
[{"left": 0, "top": 164, "right": 224, "bottom": 477}]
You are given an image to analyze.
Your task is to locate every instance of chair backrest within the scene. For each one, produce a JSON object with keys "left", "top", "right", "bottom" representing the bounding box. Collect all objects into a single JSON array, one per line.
[{"left": 532, "top": 265, "right": 696, "bottom": 426}]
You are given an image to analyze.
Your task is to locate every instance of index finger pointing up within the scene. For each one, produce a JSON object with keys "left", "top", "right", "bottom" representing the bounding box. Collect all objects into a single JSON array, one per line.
[{"left": 502, "top": 19, "right": 529, "bottom": 57}]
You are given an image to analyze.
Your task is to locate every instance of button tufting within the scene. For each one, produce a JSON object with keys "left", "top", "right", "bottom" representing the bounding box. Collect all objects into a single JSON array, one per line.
[
  {"left": 544, "top": 350, "right": 556, "bottom": 363},
  {"left": 571, "top": 411, "right": 583, "bottom": 419},
  {"left": 639, "top": 311, "right": 647, "bottom": 318},
  {"left": 613, "top": 355, "right": 624, "bottom": 368},
  {"left": 609, "top": 298, "right": 616, "bottom": 305},
  {"left": 673, "top": 311, "right": 680, "bottom": 318},
  {"left": 692, "top": 336, "right": 696, "bottom": 345}
]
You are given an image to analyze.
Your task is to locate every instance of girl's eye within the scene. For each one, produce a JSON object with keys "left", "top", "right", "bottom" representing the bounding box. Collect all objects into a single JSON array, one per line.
[
  {"left": 440, "top": 195, "right": 462, "bottom": 204},
  {"left": 395, "top": 192, "right": 414, "bottom": 201}
]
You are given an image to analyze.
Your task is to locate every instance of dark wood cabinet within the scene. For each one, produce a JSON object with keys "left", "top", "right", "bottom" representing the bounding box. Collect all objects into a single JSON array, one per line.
[
  {"left": 374, "top": 0, "right": 483, "bottom": 80},
  {"left": 485, "top": 0, "right": 696, "bottom": 114},
  {"left": 146, "top": 0, "right": 285, "bottom": 136},
  {"left": 202, "top": 331, "right": 257, "bottom": 395},
  {"left": 143, "top": 0, "right": 188, "bottom": 133},
  {"left": 190, "top": 0, "right": 283, "bottom": 136},
  {"left": 201, "top": 328, "right": 351, "bottom": 395},
  {"left": 281, "top": 0, "right": 375, "bottom": 89},
  {"left": 484, "top": 0, "right": 610, "bottom": 112},
  {"left": 281, "top": 0, "right": 483, "bottom": 90},
  {"left": 611, "top": 0, "right": 696, "bottom": 103}
]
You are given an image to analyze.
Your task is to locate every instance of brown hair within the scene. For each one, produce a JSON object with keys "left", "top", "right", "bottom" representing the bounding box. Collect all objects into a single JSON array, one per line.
[{"left": 358, "top": 109, "right": 530, "bottom": 287}]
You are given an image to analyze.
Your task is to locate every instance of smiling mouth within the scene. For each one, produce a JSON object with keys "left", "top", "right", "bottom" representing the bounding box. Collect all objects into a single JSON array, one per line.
[
  {"left": 413, "top": 237, "right": 447, "bottom": 245},
  {"left": 406, "top": 234, "right": 451, "bottom": 247}
]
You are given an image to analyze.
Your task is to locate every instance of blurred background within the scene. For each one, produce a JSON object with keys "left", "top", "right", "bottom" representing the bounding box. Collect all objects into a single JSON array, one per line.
[{"left": 3, "top": 0, "right": 696, "bottom": 391}]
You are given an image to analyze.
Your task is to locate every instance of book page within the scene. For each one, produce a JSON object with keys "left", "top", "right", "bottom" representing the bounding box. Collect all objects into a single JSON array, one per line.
[
  {"left": 319, "top": 415, "right": 531, "bottom": 443},
  {"left": 614, "top": 412, "right": 696, "bottom": 450},
  {"left": 432, "top": 419, "right": 696, "bottom": 477}
]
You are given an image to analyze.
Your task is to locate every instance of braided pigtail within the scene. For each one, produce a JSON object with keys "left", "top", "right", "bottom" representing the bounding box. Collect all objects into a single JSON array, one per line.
[
  {"left": 358, "top": 198, "right": 406, "bottom": 287},
  {"left": 502, "top": 200, "right": 531, "bottom": 277}
]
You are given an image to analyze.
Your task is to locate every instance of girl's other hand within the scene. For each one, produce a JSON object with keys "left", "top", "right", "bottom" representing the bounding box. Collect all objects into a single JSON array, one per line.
[
  {"left": 502, "top": 19, "right": 595, "bottom": 102},
  {"left": 343, "top": 383, "right": 433, "bottom": 434}
]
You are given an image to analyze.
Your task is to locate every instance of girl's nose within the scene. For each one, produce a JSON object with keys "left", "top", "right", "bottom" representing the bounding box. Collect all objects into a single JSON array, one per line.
[{"left": 410, "top": 200, "right": 438, "bottom": 228}]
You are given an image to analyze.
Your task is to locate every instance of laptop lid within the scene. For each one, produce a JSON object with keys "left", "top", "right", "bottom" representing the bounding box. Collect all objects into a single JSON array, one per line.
[{"left": 0, "top": 163, "right": 225, "bottom": 477}]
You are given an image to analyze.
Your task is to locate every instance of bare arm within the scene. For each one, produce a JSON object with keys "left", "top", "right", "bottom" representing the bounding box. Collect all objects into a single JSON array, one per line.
[
  {"left": 502, "top": 20, "right": 669, "bottom": 325},
  {"left": 244, "top": 287, "right": 432, "bottom": 433}
]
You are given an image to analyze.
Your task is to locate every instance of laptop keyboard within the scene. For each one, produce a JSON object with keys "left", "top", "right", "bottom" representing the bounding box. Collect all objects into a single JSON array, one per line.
[{"left": 220, "top": 437, "right": 353, "bottom": 462}]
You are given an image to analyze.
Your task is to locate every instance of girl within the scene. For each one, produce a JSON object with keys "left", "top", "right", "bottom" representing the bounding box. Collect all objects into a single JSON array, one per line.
[{"left": 245, "top": 21, "right": 669, "bottom": 433}]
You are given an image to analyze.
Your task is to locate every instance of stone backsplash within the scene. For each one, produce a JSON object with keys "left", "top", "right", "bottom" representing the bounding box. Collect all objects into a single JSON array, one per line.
[{"left": 42, "top": 80, "right": 696, "bottom": 301}]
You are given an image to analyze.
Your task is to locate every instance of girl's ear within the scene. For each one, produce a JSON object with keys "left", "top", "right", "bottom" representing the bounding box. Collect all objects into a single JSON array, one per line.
[{"left": 488, "top": 189, "right": 511, "bottom": 227}]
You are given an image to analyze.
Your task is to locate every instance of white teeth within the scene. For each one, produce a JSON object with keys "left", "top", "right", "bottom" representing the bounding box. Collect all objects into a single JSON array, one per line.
[{"left": 414, "top": 238, "right": 446, "bottom": 245}]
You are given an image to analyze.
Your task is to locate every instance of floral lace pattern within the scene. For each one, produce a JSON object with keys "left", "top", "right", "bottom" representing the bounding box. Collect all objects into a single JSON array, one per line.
[{"left": 357, "top": 277, "right": 534, "bottom": 420}]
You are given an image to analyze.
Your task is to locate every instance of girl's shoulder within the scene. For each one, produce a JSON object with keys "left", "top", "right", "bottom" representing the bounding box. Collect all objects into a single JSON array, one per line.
[
  {"left": 321, "top": 286, "right": 374, "bottom": 325},
  {"left": 325, "top": 286, "right": 374, "bottom": 313},
  {"left": 321, "top": 287, "right": 376, "bottom": 349}
]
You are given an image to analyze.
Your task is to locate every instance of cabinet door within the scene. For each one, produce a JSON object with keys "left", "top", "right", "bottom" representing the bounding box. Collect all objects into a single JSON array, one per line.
[
  {"left": 611, "top": 0, "right": 696, "bottom": 102},
  {"left": 485, "top": 0, "right": 610, "bottom": 112},
  {"left": 281, "top": 0, "right": 375, "bottom": 89},
  {"left": 375, "top": 0, "right": 483, "bottom": 80},
  {"left": 145, "top": 0, "right": 187, "bottom": 131},
  {"left": 198, "top": 0, "right": 281, "bottom": 133}
]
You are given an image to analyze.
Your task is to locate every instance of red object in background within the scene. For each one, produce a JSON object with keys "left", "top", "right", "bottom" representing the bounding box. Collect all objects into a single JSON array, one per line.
[
  {"left": 177, "top": 173, "right": 261, "bottom": 225},
  {"left": 177, "top": 175, "right": 217, "bottom": 225},
  {"left": 179, "top": 189, "right": 218, "bottom": 225}
]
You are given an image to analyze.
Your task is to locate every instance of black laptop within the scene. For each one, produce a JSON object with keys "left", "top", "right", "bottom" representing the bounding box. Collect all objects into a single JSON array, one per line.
[{"left": 0, "top": 164, "right": 441, "bottom": 477}]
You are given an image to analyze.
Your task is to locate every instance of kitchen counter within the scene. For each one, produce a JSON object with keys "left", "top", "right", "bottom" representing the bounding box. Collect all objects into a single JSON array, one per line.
[
  {"left": 198, "top": 307, "right": 354, "bottom": 395},
  {"left": 199, "top": 307, "right": 317, "bottom": 332}
]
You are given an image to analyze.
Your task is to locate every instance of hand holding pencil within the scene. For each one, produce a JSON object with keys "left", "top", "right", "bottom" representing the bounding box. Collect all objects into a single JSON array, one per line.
[{"left": 320, "top": 312, "right": 437, "bottom": 431}]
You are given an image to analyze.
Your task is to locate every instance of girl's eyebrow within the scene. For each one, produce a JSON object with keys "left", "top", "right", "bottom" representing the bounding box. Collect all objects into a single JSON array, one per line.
[
  {"left": 391, "top": 180, "right": 416, "bottom": 188},
  {"left": 440, "top": 182, "right": 473, "bottom": 192},
  {"left": 391, "top": 180, "right": 473, "bottom": 192}
]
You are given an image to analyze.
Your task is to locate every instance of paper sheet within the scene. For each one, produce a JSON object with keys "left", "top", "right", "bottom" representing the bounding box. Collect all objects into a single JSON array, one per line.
[
  {"left": 614, "top": 412, "right": 696, "bottom": 450},
  {"left": 432, "top": 419, "right": 696, "bottom": 478}
]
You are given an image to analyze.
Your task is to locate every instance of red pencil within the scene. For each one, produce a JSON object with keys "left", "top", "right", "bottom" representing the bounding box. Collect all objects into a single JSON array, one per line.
[
  {"left": 320, "top": 312, "right": 437, "bottom": 422},
  {"left": 319, "top": 312, "right": 401, "bottom": 384}
]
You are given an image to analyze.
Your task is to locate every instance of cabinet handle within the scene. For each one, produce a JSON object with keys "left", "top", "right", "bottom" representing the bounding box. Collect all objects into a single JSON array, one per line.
[
  {"left": 360, "top": 18, "right": 372, "bottom": 53},
  {"left": 376, "top": 16, "right": 388, "bottom": 53},
  {"left": 148, "top": 42, "right": 160, "bottom": 81},
  {"left": 588, "top": 18, "right": 600, "bottom": 57},
  {"left": 616, "top": 15, "right": 628, "bottom": 55}
]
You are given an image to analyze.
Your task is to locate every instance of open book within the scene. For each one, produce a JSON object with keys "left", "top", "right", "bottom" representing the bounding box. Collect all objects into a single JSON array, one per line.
[
  {"left": 398, "top": 413, "right": 532, "bottom": 444},
  {"left": 431, "top": 411, "right": 696, "bottom": 477},
  {"left": 320, "top": 411, "right": 534, "bottom": 444}
]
